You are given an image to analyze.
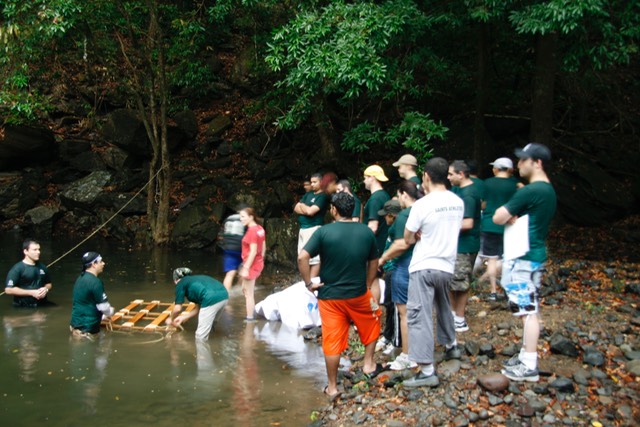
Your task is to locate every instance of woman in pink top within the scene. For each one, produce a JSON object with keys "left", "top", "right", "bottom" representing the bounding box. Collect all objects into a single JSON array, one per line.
[{"left": 239, "top": 207, "right": 266, "bottom": 321}]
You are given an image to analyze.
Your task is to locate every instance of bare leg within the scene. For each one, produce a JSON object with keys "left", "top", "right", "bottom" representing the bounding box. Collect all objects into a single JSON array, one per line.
[
  {"left": 223, "top": 270, "right": 237, "bottom": 292},
  {"left": 324, "top": 354, "right": 340, "bottom": 395},
  {"left": 362, "top": 339, "right": 378, "bottom": 374},
  {"left": 369, "top": 278, "right": 381, "bottom": 303},
  {"left": 242, "top": 278, "right": 256, "bottom": 318},
  {"left": 486, "top": 258, "right": 498, "bottom": 294},
  {"left": 523, "top": 313, "right": 540, "bottom": 353},
  {"left": 451, "top": 290, "right": 468, "bottom": 318},
  {"left": 397, "top": 304, "right": 408, "bottom": 354}
]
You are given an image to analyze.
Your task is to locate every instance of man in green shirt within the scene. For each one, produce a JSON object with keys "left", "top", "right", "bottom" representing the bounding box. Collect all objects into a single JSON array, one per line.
[
  {"left": 393, "top": 154, "right": 422, "bottom": 188},
  {"left": 298, "top": 192, "right": 382, "bottom": 400},
  {"left": 448, "top": 160, "right": 481, "bottom": 333},
  {"left": 5, "top": 239, "right": 53, "bottom": 308},
  {"left": 294, "top": 172, "right": 328, "bottom": 278},
  {"left": 70, "top": 252, "right": 114, "bottom": 336},
  {"left": 167, "top": 268, "right": 229, "bottom": 341},
  {"left": 480, "top": 157, "right": 519, "bottom": 300},
  {"left": 494, "top": 143, "right": 556, "bottom": 382}
]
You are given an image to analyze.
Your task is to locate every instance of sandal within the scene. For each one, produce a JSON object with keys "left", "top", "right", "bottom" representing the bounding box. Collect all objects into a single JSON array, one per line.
[
  {"left": 323, "top": 386, "right": 342, "bottom": 402},
  {"left": 363, "top": 362, "right": 385, "bottom": 379}
]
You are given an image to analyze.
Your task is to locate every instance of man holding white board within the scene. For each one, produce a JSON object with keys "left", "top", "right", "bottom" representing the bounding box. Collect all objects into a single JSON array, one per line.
[{"left": 493, "top": 143, "right": 556, "bottom": 382}]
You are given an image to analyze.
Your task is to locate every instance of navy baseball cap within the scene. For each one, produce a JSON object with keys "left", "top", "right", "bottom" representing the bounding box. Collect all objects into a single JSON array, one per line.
[{"left": 515, "top": 143, "right": 551, "bottom": 162}]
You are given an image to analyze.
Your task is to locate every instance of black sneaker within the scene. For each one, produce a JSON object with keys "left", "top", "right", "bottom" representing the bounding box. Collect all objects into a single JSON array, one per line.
[
  {"left": 444, "top": 345, "right": 462, "bottom": 360},
  {"left": 487, "top": 293, "right": 497, "bottom": 301},
  {"left": 402, "top": 371, "right": 440, "bottom": 388}
]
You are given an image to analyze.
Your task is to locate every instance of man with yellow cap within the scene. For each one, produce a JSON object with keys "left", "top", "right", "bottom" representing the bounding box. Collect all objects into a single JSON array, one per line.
[{"left": 363, "top": 165, "right": 391, "bottom": 257}]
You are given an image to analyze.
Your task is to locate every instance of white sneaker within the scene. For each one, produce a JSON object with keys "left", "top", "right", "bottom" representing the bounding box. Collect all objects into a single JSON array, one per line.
[
  {"left": 388, "top": 353, "right": 417, "bottom": 371},
  {"left": 382, "top": 342, "right": 396, "bottom": 355},
  {"left": 375, "top": 337, "right": 389, "bottom": 352}
]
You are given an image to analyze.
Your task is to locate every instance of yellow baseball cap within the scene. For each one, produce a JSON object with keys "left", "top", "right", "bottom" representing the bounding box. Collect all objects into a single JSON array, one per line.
[{"left": 364, "top": 165, "right": 389, "bottom": 182}]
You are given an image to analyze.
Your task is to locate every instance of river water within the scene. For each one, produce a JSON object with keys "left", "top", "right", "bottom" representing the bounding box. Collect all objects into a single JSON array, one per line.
[{"left": 0, "top": 232, "right": 327, "bottom": 427}]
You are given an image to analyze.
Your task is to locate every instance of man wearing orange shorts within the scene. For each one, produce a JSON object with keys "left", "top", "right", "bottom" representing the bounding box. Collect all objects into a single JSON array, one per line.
[{"left": 298, "top": 192, "right": 381, "bottom": 400}]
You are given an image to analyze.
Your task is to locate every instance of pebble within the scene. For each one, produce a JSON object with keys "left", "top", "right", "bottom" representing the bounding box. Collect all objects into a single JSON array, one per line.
[
  {"left": 439, "top": 359, "right": 462, "bottom": 376},
  {"left": 623, "top": 350, "right": 640, "bottom": 360},
  {"left": 516, "top": 403, "right": 534, "bottom": 417},
  {"left": 626, "top": 359, "right": 640, "bottom": 376},
  {"left": 487, "top": 393, "right": 503, "bottom": 406},
  {"left": 352, "top": 410, "right": 367, "bottom": 424},
  {"left": 465, "top": 341, "right": 480, "bottom": 356},
  {"left": 549, "top": 377, "right": 575, "bottom": 393},
  {"left": 550, "top": 333, "right": 579, "bottom": 357},
  {"left": 478, "top": 409, "right": 490, "bottom": 420},
  {"left": 573, "top": 369, "right": 590, "bottom": 386},
  {"left": 583, "top": 349, "right": 606, "bottom": 366},
  {"left": 406, "top": 389, "right": 424, "bottom": 401},
  {"left": 444, "top": 395, "right": 458, "bottom": 410},
  {"left": 479, "top": 343, "right": 495, "bottom": 358},
  {"left": 500, "top": 344, "right": 519, "bottom": 357},
  {"left": 453, "top": 414, "right": 469, "bottom": 426}
]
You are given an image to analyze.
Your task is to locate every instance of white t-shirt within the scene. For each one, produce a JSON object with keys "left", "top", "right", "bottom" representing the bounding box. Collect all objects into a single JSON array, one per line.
[{"left": 405, "top": 190, "right": 464, "bottom": 274}]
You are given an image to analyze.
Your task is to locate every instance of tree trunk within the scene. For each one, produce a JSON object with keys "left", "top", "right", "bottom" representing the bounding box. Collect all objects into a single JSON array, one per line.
[
  {"left": 312, "top": 105, "right": 336, "bottom": 160},
  {"left": 473, "top": 23, "right": 491, "bottom": 173},
  {"left": 530, "top": 32, "right": 558, "bottom": 146}
]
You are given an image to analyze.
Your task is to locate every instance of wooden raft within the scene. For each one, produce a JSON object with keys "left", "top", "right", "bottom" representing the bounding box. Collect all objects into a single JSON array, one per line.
[{"left": 101, "top": 299, "right": 196, "bottom": 332}]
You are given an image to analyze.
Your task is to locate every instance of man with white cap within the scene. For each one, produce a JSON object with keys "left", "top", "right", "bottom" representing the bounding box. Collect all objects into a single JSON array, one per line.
[
  {"left": 393, "top": 154, "right": 421, "bottom": 187},
  {"left": 493, "top": 143, "right": 556, "bottom": 382},
  {"left": 479, "top": 157, "right": 520, "bottom": 300}
]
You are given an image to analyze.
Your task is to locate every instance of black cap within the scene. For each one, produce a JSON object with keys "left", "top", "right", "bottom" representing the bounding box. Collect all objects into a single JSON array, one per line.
[
  {"left": 515, "top": 143, "right": 551, "bottom": 162},
  {"left": 82, "top": 251, "right": 102, "bottom": 267},
  {"left": 378, "top": 199, "right": 402, "bottom": 216}
]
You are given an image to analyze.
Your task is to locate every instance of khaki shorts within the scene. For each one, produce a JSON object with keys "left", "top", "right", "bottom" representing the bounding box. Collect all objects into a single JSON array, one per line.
[
  {"left": 449, "top": 252, "right": 478, "bottom": 292},
  {"left": 298, "top": 226, "right": 321, "bottom": 265}
]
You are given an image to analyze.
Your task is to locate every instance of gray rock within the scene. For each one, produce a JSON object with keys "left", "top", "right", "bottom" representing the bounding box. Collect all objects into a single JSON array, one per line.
[
  {"left": 549, "top": 377, "right": 575, "bottom": 393},
  {"left": 583, "top": 349, "right": 606, "bottom": 366},
  {"left": 487, "top": 393, "right": 502, "bottom": 406},
  {"left": 625, "top": 359, "right": 640, "bottom": 376},
  {"left": 25, "top": 205, "right": 61, "bottom": 235},
  {"left": 207, "top": 115, "right": 233, "bottom": 137},
  {"left": 500, "top": 344, "right": 519, "bottom": 357},
  {"left": 444, "top": 395, "right": 458, "bottom": 410},
  {"left": 465, "top": 341, "right": 480, "bottom": 356},
  {"left": 479, "top": 343, "right": 496, "bottom": 358},
  {"left": 452, "top": 415, "right": 469, "bottom": 427},
  {"left": 623, "top": 350, "right": 640, "bottom": 360},
  {"left": 439, "top": 359, "right": 462, "bottom": 376},
  {"left": 527, "top": 396, "right": 548, "bottom": 413},
  {"left": 406, "top": 389, "right": 424, "bottom": 401},
  {"left": 516, "top": 403, "right": 534, "bottom": 417},
  {"left": 477, "top": 373, "right": 509, "bottom": 392},
  {"left": 170, "top": 205, "right": 219, "bottom": 249},
  {"left": 572, "top": 369, "right": 590, "bottom": 386},
  {"left": 352, "top": 410, "right": 368, "bottom": 425},
  {"left": 550, "top": 333, "right": 579, "bottom": 357},
  {"left": 60, "top": 171, "right": 112, "bottom": 210}
]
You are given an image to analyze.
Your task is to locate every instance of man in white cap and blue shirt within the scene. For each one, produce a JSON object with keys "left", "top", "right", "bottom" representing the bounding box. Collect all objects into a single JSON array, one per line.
[{"left": 479, "top": 157, "right": 520, "bottom": 300}]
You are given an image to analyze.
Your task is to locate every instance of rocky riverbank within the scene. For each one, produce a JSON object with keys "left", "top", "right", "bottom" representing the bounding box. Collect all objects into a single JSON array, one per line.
[{"left": 302, "top": 218, "right": 640, "bottom": 426}]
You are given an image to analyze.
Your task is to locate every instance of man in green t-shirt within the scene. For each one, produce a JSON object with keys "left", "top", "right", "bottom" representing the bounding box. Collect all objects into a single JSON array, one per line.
[
  {"left": 70, "top": 252, "right": 114, "bottom": 336},
  {"left": 448, "top": 160, "right": 481, "bottom": 333},
  {"left": 5, "top": 239, "right": 53, "bottom": 308},
  {"left": 294, "top": 172, "right": 328, "bottom": 278},
  {"left": 167, "top": 268, "right": 229, "bottom": 341},
  {"left": 393, "top": 154, "right": 422, "bottom": 188},
  {"left": 298, "top": 192, "right": 382, "bottom": 400},
  {"left": 336, "top": 179, "right": 362, "bottom": 222},
  {"left": 480, "top": 157, "right": 519, "bottom": 300},
  {"left": 493, "top": 143, "right": 556, "bottom": 382}
]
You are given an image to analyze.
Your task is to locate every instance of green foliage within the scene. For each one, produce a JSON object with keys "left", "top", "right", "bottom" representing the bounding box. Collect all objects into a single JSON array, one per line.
[
  {"left": 265, "top": 0, "right": 426, "bottom": 129},
  {"left": 342, "top": 112, "right": 447, "bottom": 166}
]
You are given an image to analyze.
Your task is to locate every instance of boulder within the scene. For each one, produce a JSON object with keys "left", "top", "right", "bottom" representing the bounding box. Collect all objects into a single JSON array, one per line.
[
  {"left": 0, "top": 172, "right": 38, "bottom": 219},
  {"left": 173, "top": 110, "right": 198, "bottom": 139},
  {"left": 550, "top": 333, "right": 579, "bottom": 358},
  {"left": 25, "top": 205, "right": 62, "bottom": 235},
  {"left": 60, "top": 171, "right": 112, "bottom": 211},
  {"left": 265, "top": 217, "right": 299, "bottom": 269},
  {"left": 101, "top": 109, "right": 150, "bottom": 156},
  {"left": 206, "top": 115, "right": 232, "bottom": 138},
  {"left": 0, "top": 125, "right": 56, "bottom": 171},
  {"left": 171, "top": 205, "right": 218, "bottom": 249},
  {"left": 99, "top": 145, "right": 137, "bottom": 171}
]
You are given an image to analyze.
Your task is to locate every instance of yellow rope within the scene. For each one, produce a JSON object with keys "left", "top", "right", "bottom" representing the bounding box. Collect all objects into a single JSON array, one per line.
[{"left": 46, "top": 165, "right": 166, "bottom": 268}]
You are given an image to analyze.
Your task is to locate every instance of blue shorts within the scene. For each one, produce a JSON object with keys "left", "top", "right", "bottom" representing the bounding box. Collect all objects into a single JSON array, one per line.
[
  {"left": 501, "top": 259, "right": 544, "bottom": 316},
  {"left": 391, "top": 256, "right": 410, "bottom": 305},
  {"left": 222, "top": 250, "right": 242, "bottom": 273}
]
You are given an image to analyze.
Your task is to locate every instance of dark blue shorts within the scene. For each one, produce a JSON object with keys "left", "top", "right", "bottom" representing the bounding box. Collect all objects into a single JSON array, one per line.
[
  {"left": 222, "top": 250, "right": 242, "bottom": 272},
  {"left": 391, "top": 256, "right": 410, "bottom": 304}
]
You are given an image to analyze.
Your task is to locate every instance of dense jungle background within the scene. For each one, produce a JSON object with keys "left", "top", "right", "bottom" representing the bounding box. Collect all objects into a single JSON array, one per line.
[{"left": 1, "top": 0, "right": 639, "bottom": 267}]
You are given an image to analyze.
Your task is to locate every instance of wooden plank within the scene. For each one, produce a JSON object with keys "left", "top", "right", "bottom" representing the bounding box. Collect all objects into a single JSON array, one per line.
[
  {"left": 109, "top": 299, "right": 144, "bottom": 323},
  {"left": 121, "top": 301, "right": 159, "bottom": 329},
  {"left": 144, "top": 303, "right": 175, "bottom": 331}
]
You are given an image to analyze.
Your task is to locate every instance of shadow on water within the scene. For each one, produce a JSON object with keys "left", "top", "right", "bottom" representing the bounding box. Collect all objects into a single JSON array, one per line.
[{"left": 0, "top": 234, "right": 327, "bottom": 427}]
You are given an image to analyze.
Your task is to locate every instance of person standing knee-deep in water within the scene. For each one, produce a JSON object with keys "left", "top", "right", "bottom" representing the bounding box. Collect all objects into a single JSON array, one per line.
[
  {"left": 5, "top": 238, "right": 54, "bottom": 308},
  {"left": 218, "top": 213, "right": 246, "bottom": 292},
  {"left": 238, "top": 207, "right": 266, "bottom": 321}
]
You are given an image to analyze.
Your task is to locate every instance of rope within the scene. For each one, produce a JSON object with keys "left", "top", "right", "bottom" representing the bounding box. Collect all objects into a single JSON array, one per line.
[
  {"left": 1, "top": 166, "right": 165, "bottom": 298},
  {"left": 47, "top": 165, "right": 166, "bottom": 268}
]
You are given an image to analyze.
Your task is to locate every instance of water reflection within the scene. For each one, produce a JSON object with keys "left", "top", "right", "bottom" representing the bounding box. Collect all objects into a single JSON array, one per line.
[
  {"left": 2, "top": 310, "right": 49, "bottom": 383},
  {"left": 69, "top": 333, "right": 112, "bottom": 415}
]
